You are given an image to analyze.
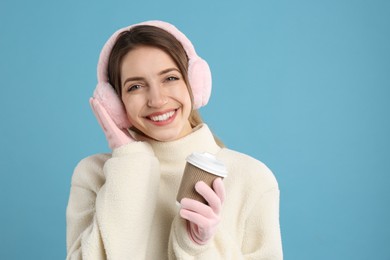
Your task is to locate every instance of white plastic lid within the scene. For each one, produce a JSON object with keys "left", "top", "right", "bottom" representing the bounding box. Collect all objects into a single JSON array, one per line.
[{"left": 186, "top": 152, "right": 228, "bottom": 177}]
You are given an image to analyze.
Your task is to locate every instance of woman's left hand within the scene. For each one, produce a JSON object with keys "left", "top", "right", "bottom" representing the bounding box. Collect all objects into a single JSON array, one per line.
[{"left": 179, "top": 178, "right": 225, "bottom": 245}]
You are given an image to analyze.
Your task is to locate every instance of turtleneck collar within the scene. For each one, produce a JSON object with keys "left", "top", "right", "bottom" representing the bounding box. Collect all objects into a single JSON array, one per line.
[{"left": 130, "top": 124, "right": 221, "bottom": 163}]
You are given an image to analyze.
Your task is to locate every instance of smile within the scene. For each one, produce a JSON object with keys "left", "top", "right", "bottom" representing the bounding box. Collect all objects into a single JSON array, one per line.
[{"left": 147, "top": 109, "right": 177, "bottom": 122}]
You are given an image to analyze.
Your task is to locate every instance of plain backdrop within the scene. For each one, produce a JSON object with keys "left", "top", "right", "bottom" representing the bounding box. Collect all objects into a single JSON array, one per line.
[{"left": 1, "top": 0, "right": 389, "bottom": 259}]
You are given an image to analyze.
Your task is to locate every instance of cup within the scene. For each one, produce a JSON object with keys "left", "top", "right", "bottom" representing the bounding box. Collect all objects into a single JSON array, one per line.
[{"left": 176, "top": 152, "right": 228, "bottom": 205}]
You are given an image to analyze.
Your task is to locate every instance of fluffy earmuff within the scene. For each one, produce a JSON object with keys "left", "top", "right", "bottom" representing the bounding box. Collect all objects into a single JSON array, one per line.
[{"left": 93, "top": 20, "right": 212, "bottom": 129}]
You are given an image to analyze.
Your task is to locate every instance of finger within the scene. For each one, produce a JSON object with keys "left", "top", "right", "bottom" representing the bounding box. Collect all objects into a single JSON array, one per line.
[
  {"left": 92, "top": 98, "right": 118, "bottom": 134},
  {"left": 180, "top": 198, "right": 214, "bottom": 218},
  {"left": 212, "top": 178, "right": 226, "bottom": 204},
  {"left": 195, "top": 181, "right": 222, "bottom": 214},
  {"left": 92, "top": 98, "right": 133, "bottom": 146},
  {"left": 90, "top": 98, "right": 107, "bottom": 132},
  {"left": 179, "top": 208, "right": 212, "bottom": 228},
  {"left": 188, "top": 222, "right": 208, "bottom": 244}
]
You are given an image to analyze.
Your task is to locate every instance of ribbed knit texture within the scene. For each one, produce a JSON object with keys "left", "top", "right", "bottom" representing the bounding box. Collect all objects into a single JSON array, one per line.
[{"left": 66, "top": 124, "right": 283, "bottom": 259}]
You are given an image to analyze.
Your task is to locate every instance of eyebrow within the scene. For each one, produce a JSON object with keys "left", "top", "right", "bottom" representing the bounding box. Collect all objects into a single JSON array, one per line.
[
  {"left": 122, "top": 68, "right": 181, "bottom": 88},
  {"left": 122, "top": 76, "right": 144, "bottom": 88},
  {"left": 159, "top": 68, "right": 180, "bottom": 75}
]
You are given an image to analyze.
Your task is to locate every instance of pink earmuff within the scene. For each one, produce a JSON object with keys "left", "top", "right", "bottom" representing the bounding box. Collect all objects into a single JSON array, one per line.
[{"left": 93, "top": 20, "right": 212, "bottom": 129}]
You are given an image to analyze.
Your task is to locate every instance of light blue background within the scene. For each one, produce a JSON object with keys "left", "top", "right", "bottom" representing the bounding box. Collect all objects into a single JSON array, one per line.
[{"left": 1, "top": 0, "right": 389, "bottom": 259}]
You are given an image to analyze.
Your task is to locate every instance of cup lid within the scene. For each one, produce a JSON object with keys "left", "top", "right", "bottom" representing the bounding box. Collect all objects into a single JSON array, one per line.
[{"left": 186, "top": 152, "right": 228, "bottom": 177}]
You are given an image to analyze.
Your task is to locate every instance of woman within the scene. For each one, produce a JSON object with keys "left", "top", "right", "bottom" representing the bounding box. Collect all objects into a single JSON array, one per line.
[{"left": 66, "top": 20, "right": 283, "bottom": 259}]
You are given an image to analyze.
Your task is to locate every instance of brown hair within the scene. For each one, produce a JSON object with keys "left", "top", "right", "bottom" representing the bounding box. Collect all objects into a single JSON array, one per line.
[{"left": 107, "top": 25, "right": 223, "bottom": 146}]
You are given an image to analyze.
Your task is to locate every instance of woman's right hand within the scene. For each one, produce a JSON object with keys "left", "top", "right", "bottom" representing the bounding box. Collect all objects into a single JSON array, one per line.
[
  {"left": 179, "top": 178, "right": 225, "bottom": 245},
  {"left": 90, "top": 97, "right": 134, "bottom": 150}
]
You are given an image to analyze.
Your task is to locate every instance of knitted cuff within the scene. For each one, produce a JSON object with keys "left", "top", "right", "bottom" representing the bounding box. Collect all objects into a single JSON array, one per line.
[{"left": 111, "top": 141, "right": 154, "bottom": 158}]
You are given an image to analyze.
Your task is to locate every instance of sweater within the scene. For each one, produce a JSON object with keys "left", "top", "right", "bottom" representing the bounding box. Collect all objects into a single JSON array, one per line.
[{"left": 66, "top": 124, "right": 283, "bottom": 259}]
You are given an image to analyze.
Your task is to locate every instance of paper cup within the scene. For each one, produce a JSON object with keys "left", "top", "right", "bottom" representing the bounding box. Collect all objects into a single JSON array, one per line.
[{"left": 176, "top": 152, "right": 227, "bottom": 205}]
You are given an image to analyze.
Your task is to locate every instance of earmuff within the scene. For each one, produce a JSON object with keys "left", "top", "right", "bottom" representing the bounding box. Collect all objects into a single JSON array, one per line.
[{"left": 93, "top": 20, "right": 212, "bottom": 129}]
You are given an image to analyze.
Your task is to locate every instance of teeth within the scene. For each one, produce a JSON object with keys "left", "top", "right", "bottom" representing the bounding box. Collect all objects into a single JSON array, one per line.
[{"left": 150, "top": 111, "right": 175, "bottom": 122}]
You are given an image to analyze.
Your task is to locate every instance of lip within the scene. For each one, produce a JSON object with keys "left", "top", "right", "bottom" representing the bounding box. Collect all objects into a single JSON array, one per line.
[
  {"left": 145, "top": 108, "right": 178, "bottom": 126},
  {"left": 146, "top": 108, "right": 177, "bottom": 118}
]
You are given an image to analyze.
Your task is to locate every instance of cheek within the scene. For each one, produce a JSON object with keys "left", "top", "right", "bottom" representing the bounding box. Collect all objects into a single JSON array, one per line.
[
  {"left": 122, "top": 97, "right": 139, "bottom": 121},
  {"left": 177, "top": 85, "right": 192, "bottom": 107}
]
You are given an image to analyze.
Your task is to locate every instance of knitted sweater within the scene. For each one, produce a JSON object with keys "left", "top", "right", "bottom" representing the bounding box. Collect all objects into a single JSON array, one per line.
[{"left": 66, "top": 124, "right": 283, "bottom": 259}]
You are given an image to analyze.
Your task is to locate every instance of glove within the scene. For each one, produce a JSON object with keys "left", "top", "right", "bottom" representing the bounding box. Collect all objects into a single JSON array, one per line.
[
  {"left": 179, "top": 178, "right": 225, "bottom": 245},
  {"left": 89, "top": 97, "right": 134, "bottom": 149}
]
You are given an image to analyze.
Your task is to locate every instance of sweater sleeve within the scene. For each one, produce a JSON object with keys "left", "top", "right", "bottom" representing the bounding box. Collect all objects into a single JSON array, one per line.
[
  {"left": 240, "top": 187, "right": 283, "bottom": 259},
  {"left": 66, "top": 142, "right": 160, "bottom": 259},
  {"left": 167, "top": 188, "right": 283, "bottom": 260}
]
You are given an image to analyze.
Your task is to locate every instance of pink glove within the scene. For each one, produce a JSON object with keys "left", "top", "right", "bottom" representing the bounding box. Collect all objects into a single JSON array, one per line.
[
  {"left": 89, "top": 97, "right": 134, "bottom": 149},
  {"left": 179, "top": 178, "right": 225, "bottom": 245}
]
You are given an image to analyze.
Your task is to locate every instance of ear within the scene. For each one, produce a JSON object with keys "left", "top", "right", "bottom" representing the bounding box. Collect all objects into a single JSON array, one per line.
[{"left": 93, "top": 82, "right": 132, "bottom": 129}]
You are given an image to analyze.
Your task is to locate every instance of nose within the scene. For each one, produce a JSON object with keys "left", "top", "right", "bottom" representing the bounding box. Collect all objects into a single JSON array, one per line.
[{"left": 147, "top": 84, "right": 168, "bottom": 108}]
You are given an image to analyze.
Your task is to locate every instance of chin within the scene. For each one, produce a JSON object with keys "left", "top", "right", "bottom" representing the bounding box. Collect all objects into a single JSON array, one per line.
[
  {"left": 149, "top": 133, "right": 181, "bottom": 142},
  {"left": 147, "top": 127, "right": 190, "bottom": 142}
]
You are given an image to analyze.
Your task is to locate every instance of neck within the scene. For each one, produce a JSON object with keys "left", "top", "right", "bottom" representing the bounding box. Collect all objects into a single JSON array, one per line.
[{"left": 132, "top": 124, "right": 221, "bottom": 163}]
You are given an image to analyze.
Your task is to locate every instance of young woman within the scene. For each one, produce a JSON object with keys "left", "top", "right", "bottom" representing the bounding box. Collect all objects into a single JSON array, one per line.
[{"left": 66, "top": 20, "right": 283, "bottom": 259}]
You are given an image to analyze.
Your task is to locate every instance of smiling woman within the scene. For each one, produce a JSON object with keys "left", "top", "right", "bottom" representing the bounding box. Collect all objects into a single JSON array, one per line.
[
  {"left": 66, "top": 20, "right": 283, "bottom": 259},
  {"left": 119, "top": 46, "right": 193, "bottom": 141}
]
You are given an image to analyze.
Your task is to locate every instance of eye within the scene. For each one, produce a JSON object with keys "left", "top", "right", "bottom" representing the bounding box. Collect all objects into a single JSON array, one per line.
[
  {"left": 166, "top": 76, "right": 179, "bottom": 82},
  {"left": 127, "top": 84, "right": 142, "bottom": 92}
]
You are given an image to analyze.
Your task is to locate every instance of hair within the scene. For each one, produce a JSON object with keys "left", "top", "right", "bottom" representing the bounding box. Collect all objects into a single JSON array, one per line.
[{"left": 107, "top": 25, "right": 224, "bottom": 146}]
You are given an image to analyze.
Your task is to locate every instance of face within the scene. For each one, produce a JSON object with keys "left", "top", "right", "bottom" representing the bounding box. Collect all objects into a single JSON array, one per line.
[{"left": 120, "top": 46, "right": 193, "bottom": 141}]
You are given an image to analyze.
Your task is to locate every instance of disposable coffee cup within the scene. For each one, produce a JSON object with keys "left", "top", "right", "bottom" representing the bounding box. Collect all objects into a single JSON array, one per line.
[{"left": 176, "top": 152, "right": 228, "bottom": 205}]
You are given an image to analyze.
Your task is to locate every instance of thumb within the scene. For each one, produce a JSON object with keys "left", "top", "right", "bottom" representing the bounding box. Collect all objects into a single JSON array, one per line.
[{"left": 90, "top": 97, "right": 108, "bottom": 132}]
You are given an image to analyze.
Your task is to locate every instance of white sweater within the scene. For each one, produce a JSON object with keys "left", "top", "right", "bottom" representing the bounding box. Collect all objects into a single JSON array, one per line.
[{"left": 66, "top": 124, "right": 283, "bottom": 259}]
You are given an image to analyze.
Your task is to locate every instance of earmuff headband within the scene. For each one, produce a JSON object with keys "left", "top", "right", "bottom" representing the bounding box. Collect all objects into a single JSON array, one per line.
[{"left": 93, "top": 20, "right": 212, "bottom": 128}]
